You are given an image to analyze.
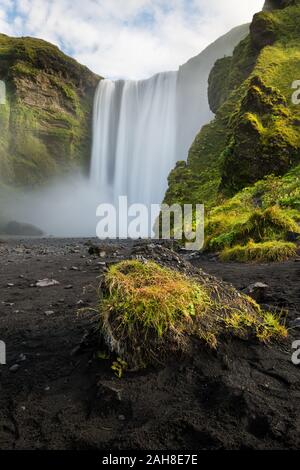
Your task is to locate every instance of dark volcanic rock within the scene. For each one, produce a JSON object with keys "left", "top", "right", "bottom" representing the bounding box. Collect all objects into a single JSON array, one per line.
[
  {"left": 263, "top": 0, "right": 298, "bottom": 10},
  {"left": 3, "top": 221, "right": 44, "bottom": 236},
  {"left": 286, "top": 231, "right": 300, "bottom": 242},
  {"left": 243, "top": 282, "right": 270, "bottom": 303}
]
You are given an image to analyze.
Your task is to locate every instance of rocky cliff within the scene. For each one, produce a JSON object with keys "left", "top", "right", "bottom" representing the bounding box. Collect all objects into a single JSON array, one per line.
[
  {"left": 0, "top": 34, "right": 100, "bottom": 187},
  {"left": 164, "top": 0, "right": 300, "bottom": 261}
]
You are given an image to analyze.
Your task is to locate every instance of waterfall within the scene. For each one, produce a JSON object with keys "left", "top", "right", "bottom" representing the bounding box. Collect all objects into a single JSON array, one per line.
[
  {"left": 90, "top": 24, "right": 249, "bottom": 213},
  {"left": 91, "top": 71, "right": 178, "bottom": 208}
]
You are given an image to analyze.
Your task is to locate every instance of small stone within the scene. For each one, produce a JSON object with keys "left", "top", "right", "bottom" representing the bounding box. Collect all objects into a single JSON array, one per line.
[
  {"left": 44, "top": 386, "right": 50, "bottom": 391},
  {"left": 9, "top": 364, "right": 20, "bottom": 373},
  {"left": 243, "top": 282, "right": 269, "bottom": 302},
  {"left": 70, "top": 266, "right": 79, "bottom": 271},
  {"left": 7, "top": 283, "right": 14, "bottom": 287},
  {"left": 19, "top": 353, "right": 26, "bottom": 362},
  {"left": 36, "top": 279, "right": 60, "bottom": 288},
  {"left": 118, "top": 414, "right": 126, "bottom": 421},
  {"left": 100, "top": 251, "right": 106, "bottom": 258},
  {"left": 64, "top": 285, "right": 73, "bottom": 290},
  {"left": 45, "top": 310, "right": 54, "bottom": 316},
  {"left": 292, "top": 318, "right": 300, "bottom": 328}
]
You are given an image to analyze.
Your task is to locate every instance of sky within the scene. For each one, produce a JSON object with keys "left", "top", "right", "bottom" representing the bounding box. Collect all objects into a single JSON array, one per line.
[{"left": 0, "top": 0, "right": 263, "bottom": 79}]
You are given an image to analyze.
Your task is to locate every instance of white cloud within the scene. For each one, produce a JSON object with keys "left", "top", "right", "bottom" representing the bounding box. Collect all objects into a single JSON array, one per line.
[{"left": 0, "top": 0, "right": 264, "bottom": 79}]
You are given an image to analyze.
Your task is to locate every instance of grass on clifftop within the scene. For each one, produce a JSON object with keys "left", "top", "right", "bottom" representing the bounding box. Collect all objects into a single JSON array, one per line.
[{"left": 98, "top": 260, "right": 288, "bottom": 368}]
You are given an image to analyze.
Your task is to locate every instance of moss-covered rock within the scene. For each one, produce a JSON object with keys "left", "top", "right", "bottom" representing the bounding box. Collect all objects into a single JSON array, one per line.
[
  {"left": 221, "top": 75, "right": 300, "bottom": 192},
  {"left": 208, "top": 56, "right": 233, "bottom": 113},
  {"left": 96, "top": 257, "right": 288, "bottom": 368},
  {"left": 0, "top": 34, "right": 100, "bottom": 187}
]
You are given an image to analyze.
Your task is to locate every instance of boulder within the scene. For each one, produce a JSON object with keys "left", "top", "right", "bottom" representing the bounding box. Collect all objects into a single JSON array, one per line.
[
  {"left": 3, "top": 221, "right": 44, "bottom": 236},
  {"left": 263, "top": 0, "right": 298, "bottom": 10},
  {"left": 243, "top": 282, "right": 269, "bottom": 303}
]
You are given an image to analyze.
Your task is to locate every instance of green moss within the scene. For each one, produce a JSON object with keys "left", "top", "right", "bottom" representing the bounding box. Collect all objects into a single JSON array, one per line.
[
  {"left": 96, "top": 259, "right": 288, "bottom": 367},
  {"left": 164, "top": 119, "right": 228, "bottom": 209},
  {"left": 10, "top": 61, "right": 38, "bottom": 78},
  {"left": 206, "top": 163, "right": 300, "bottom": 244},
  {"left": 221, "top": 240, "right": 297, "bottom": 263},
  {"left": 102, "top": 260, "right": 211, "bottom": 338},
  {"left": 208, "top": 56, "right": 233, "bottom": 113},
  {"left": 239, "top": 206, "right": 298, "bottom": 239}
]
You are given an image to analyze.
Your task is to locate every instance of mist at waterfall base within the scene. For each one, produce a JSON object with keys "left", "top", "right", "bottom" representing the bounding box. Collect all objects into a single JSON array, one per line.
[
  {"left": 1, "top": 174, "right": 101, "bottom": 237},
  {"left": 1, "top": 25, "right": 249, "bottom": 238}
]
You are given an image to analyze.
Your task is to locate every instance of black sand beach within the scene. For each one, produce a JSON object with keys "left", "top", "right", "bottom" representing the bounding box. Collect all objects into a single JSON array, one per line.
[{"left": 0, "top": 238, "right": 299, "bottom": 450}]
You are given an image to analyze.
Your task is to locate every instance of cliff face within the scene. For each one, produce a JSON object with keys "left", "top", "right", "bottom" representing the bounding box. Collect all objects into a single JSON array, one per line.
[
  {"left": 0, "top": 34, "right": 100, "bottom": 187},
  {"left": 164, "top": 0, "right": 300, "bottom": 207},
  {"left": 176, "top": 24, "right": 249, "bottom": 165},
  {"left": 163, "top": 0, "right": 300, "bottom": 260}
]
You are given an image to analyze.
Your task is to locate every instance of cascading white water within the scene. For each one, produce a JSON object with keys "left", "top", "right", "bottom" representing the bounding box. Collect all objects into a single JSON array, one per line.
[{"left": 91, "top": 71, "right": 178, "bottom": 208}]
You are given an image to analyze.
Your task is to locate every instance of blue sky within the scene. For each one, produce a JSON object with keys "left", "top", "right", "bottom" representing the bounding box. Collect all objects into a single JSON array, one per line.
[{"left": 0, "top": 0, "right": 263, "bottom": 79}]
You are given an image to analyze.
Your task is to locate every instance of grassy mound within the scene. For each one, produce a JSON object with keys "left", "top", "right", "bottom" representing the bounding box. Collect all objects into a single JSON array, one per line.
[
  {"left": 221, "top": 240, "right": 297, "bottom": 263},
  {"left": 98, "top": 260, "right": 288, "bottom": 368},
  {"left": 207, "top": 202, "right": 299, "bottom": 250},
  {"left": 204, "top": 167, "right": 300, "bottom": 259}
]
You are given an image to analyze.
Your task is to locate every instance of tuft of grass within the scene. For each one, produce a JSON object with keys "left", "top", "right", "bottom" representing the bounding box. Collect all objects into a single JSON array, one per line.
[
  {"left": 101, "top": 260, "right": 211, "bottom": 339},
  {"left": 237, "top": 206, "right": 299, "bottom": 242},
  {"left": 97, "top": 259, "right": 288, "bottom": 368},
  {"left": 221, "top": 240, "right": 297, "bottom": 263}
]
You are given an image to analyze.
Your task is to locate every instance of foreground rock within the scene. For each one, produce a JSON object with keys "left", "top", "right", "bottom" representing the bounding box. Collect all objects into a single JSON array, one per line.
[{"left": 98, "top": 244, "right": 287, "bottom": 369}]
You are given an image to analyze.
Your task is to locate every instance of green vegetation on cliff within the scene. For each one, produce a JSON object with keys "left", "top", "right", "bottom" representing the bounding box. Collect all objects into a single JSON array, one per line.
[
  {"left": 0, "top": 34, "right": 100, "bottom": 187},
  {"left": 164, "top": 0, "right": 300, "bottom": 262}
]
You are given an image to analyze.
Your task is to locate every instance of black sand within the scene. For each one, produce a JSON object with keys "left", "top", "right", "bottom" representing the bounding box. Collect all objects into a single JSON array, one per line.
[{"left": 0, "top": 238, "right": 299, "bottom": 450}]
